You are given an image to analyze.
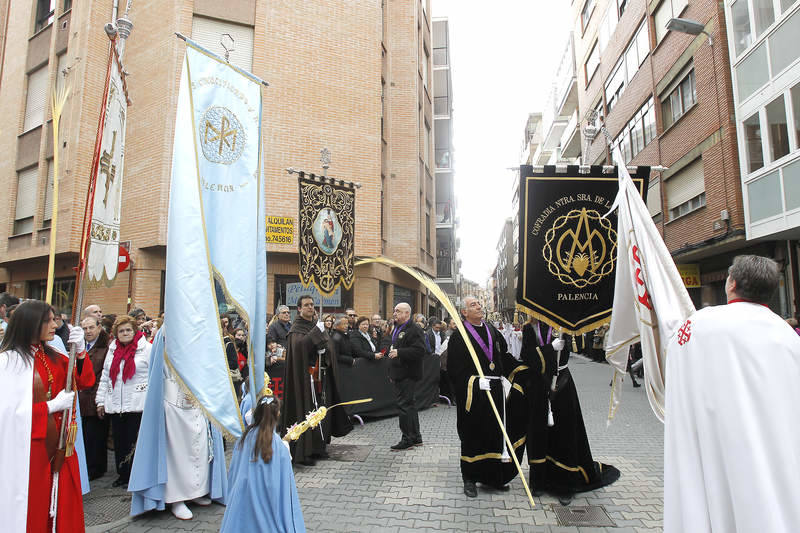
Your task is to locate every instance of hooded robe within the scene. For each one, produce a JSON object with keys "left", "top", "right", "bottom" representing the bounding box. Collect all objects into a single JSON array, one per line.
[{"left": 280, "top": 316, "right": 351, "bottom": 464}]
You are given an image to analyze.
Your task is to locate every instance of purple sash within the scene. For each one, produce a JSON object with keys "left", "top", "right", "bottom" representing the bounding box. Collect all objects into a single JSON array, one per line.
[
  {"left": 391, "top": 320, "right": 410, "bottom": 345},
  {"left": 534, "top": 322, "right": 552, "bottom": 347},
  {"left": 463, "top": 320, "right": 493, "bottom": 364}
]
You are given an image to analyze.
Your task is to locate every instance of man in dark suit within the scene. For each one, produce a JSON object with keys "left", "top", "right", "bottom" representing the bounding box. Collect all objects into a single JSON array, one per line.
[
  {"left": 79, "top": 315, "right": 111, "bottom": 480},
  {"left": 387, "top": 302, "right": 426, "bottom": 451}
]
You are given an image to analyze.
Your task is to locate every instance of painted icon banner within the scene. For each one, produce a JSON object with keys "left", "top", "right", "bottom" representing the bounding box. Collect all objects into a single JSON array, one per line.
[
  {"left": 516, "top": 165, "right": 649, "bottom": 335},
  {"left": 298, "top": 177, "right": 355, "bottom": 296}
]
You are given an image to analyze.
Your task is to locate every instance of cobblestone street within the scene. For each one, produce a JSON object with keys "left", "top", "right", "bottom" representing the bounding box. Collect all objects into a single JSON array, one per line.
[{"left": 89, "top": 357, "right": 664, "bottom": 532}]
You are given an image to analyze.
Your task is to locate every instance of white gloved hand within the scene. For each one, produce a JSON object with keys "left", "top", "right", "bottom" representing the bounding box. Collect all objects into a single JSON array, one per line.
[
  {"left": 244, "top": 409, "right": 253, "bottom": 426},
  {"left": 317, "top": 349, "right": 326, "bottom": 356},
  {"left": 47, "top": 390, "right": 75, "bottom": 413},
  {"left": 68, "top": 325, "right": 86, "bottom": 353},
  {"left": 478, "top": 377, "right": 491, "bottom": 391},
  {"left": 551, "top": 338, "right": 565, "bottom": 352}
]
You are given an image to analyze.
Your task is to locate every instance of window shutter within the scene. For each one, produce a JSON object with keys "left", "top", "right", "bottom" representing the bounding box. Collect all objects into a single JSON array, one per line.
[
  {"left": 647, "top": 178, "right": 662, "bottom": 216},
  {"left": 666, "top": 158, "right": 705, "bottom": 209},
  {"left": 191, "top": 16, "right": 254, "bottom": 72},
  {"left": 44, "top": 160, "right": 54, "bottom": 221},
  {"left": 55, "top": 53, "right": 68, "bottom": 95},
  {"left": 15, "top": 167, "right": 38, "bottom": 220},
  {"left": 24, "top": 66, "right": 48, "bottom": 132}
]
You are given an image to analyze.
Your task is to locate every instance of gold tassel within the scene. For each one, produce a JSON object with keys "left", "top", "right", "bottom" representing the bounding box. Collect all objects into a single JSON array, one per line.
[{"left": 65, "top": 421, "right": 78, "bottom": 457}]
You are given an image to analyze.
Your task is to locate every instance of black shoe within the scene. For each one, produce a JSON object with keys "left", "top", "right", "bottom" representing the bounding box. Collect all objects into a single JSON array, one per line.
[
  {"left": 296, "top": 458, "right": 317, "bottom": 466},
  {"left": 463, "top": 480, "right": 477, "bottom": 498},
  {"left": 498, "top": 484, "right": 510, "bottom": 492},
  {"left": 390, "top": 440, "right": 413, "bottom": 451},
  {"left": 532, "top": 489, "right": 545, "bottom": 497},
  {"left": 412, "top": 438, "right": 423, "bottom": 447},
  {"left": 313, "top": 451, "right": 330, "bottom": 459},
  {"left": 557, "top": 493, "right": 573, "bottom": 505},
  {"left": 112, "top": 478, "right": 127, "bottom": 488},
  {"left": 632, "top": 381, "right": 641, "bottom": 388}
]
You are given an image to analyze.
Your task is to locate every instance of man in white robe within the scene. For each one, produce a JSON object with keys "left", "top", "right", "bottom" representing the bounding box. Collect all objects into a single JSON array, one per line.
[{"left": 665, "top": 255, "right": 800, "bottom": 533}]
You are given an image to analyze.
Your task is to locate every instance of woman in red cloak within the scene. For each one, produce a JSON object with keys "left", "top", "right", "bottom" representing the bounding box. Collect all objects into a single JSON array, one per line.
[{"left": 0, "top": 300, "right": 95, "bottom": 532}]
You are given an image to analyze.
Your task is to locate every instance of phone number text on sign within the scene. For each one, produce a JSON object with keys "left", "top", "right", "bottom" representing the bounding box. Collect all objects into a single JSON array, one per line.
[{"left": 266, "top": 216, "right": 294, "bottom": 244}]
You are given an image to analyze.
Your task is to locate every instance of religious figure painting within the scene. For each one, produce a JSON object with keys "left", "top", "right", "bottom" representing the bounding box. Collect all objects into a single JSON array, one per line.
[{"left": 312, "top": 207, "right": 343, "bottom": 255}]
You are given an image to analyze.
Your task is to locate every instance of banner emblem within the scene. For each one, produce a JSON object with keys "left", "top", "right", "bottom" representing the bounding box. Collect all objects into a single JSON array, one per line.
[
  {"left": 545, "top": 207, "right": 616, "bottom": 287},
  {"left": 201, "top": 106, "right": 245, "bottom": 164}
]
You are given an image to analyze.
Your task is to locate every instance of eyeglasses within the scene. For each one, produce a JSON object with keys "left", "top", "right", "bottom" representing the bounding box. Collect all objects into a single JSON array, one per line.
[{"left": 347, "top": 313, "right": 356, "bottom": 317}]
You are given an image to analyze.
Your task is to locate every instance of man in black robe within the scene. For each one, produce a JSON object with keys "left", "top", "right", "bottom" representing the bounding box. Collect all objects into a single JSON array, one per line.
[
  {"left": 521, "top": 318, "right": 620, "bottom": 504},
  {"left": 448, "top": 297, "right": 528, "bottom": 497},
  {"left": 280, "top": 295, "right": 352, "bottom": 465}
]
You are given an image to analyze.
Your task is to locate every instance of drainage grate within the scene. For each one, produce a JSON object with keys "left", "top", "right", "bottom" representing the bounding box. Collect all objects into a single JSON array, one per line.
[
  {"left": 552, "top": 505, "right": 616, "bottom": 527},
  {"left": 326, "top": 443, "right": 373, "bottom": 462}
]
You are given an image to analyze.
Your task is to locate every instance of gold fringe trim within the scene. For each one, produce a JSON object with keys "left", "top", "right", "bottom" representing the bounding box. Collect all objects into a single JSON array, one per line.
[
  {"left": 507, "top": 365, "right": 528, "bottom": 384},
  {"left": 465, "top": 376, "right": 476, "bottom": 413},
  {"left": 536, "top": 347, "right": 546, "bottom": 375},
  {"left": 515, "top": 302, "right": 611, "bottom": 337}
]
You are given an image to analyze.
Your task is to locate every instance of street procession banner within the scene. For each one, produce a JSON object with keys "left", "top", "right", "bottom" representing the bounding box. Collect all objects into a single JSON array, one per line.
[
  {"left": 87, "top": 48, "right": 129, "bottom": 284},
  {"left": 516, "top": 164, "right": 649, "bottom": 335},
  {"left": 605, "top": 150, "right": 694, "bottom": 421},
  {"left": 164, "top": 39, "right": 267, "bottom": 437},
  {"left": 298, "top": 177, "right": 355, "bottom": 296}
]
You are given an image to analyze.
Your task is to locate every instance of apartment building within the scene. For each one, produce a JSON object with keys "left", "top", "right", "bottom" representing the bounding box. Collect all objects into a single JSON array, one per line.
[
  {"left": 570, "top": 0, "right": 790, "bottom": 310},
  {"left": 723, "top": 0, "right": 800, "bottom": 314},
  {"left": 0, "top": 0, "right": 435, "bottom": 319},
  {"left": 432, "top": 16, "right": 461, "bottom": 311},
  {"left": 494, "top": 217, "right": 515, "bottom": 321}
]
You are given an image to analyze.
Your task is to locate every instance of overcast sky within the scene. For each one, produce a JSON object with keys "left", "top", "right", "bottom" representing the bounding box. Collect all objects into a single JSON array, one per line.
[{"left": 432, "top": 1, "right": 572, "bottom": 285}]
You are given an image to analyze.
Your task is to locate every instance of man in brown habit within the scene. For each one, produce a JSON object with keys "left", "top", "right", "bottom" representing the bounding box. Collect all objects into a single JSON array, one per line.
[{"left": 280, "top": 294, "right": 351, "bottom": 465}]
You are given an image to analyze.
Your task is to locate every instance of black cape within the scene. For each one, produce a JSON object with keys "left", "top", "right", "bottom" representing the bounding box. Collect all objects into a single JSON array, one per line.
[
  {"left": 447, "top": 322, "right": 528, "bottom": 488},
  {"left": 521, "top": 322, "right": 620, "bottom": 495},
  {"left": 280, "top": 317, "right": 352, "bottom": 464}
]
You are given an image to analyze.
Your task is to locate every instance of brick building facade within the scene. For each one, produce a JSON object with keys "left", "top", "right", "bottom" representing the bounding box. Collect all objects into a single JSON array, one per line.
[{"left": 0, "top": 0, "right": 437, "bottom": 321}]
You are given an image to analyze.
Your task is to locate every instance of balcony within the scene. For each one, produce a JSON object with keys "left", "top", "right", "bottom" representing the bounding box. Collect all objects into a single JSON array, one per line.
[
  {"left": 559, "top": 110, "right": 581, "bottom": 161},
  {"left": 435, "top": 149, "right": 451, "bottom": 170},
  {"left": 539, "top": 35, "right": 579, "bottom": 156}
]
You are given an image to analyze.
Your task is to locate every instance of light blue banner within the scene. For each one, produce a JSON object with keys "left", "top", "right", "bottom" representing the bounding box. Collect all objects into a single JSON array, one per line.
[{"left": 164, "top": 42, "right": 266, "bottom": 437}]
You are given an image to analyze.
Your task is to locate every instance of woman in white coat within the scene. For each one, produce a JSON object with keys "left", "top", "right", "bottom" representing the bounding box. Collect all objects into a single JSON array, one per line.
[{"left": 95, "top": 315, "right": 151, "bottom": 487}]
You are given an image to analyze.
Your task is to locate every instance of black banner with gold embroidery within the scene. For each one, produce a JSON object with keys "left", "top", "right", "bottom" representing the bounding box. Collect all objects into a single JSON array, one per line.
[
  {"left": 516, "top": 165, "right": 649, "bottom": 335},
  {"left": 298, "top": 177, "right": 356, "bottom": 296}
]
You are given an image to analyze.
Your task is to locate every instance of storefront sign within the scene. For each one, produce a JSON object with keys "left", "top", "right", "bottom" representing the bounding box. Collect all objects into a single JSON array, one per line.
[
  {"left": 677, "top": 264, "right": 701, "bottom": 288},
  {"left": 286, "top": 282, "right": 341, "bottom": 307},
  {"left": 266, "top": 216, "right": 294, "bottom": 244}
]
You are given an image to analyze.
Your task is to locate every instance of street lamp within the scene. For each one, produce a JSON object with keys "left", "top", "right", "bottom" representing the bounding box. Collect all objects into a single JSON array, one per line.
[{"left": 666, "top": 17, "right": 712, "bottom": 45}]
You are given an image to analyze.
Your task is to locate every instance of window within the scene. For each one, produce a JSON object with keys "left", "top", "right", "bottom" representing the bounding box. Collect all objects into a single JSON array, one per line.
[
  {"left": 433, "top": 20, "right": 448, "bottom": 66},
  {"left": 598, "top": 1, "right": 619, "bottom": 52},
  {"left": 55, "top": 53, "right": 68, "bottom": 94},
  {"left": 35, "top": 0, "right": 55, "bottom": 33},
  {"left": 782, "top": 0, "right": 797, "bottom": 12},
  {"left": 748, "top": 170, "right": 782, "bottom": 221},
  {"left": 613, "top": 98, "right": 656, "bottom": 163},
  {"left": 421, "top": 47, "right": 429, "bottom": 91},
  {"left": 783, "top": 158, "right": 800, "bottom": 211},
  {"left": 63, "top": 0, "right": 71, "bottom": 11},
  {"left": 731, "top": 0, "right": 753, "bottom": 56},
  {"left": 381, "top": 79, "right": 386, "bottom": 139},
  {"left": 618, "top": 0, "right": 628, "bottom": 17},
  {"left": 753, "top": 0, "right": 775, "bottom": 36},
  {"left": 433, "top": 69, "right": 448, "bottom": 115},
  {"left": 582, "top": 0, "right": 596, "bottom": 30},
  {"left": 191, "top": 16, "right": 254, "bottom": 71},
  {"left": 766, "top": 95, "right": 790, "bottom": 162},
  {"left": 585, "top": 43, "right": 600, "bottom": 83},
  {"left": 43, "top": 159, "right": 54, "bottom": 226},
  {"left": 744, "top": 112, "right": 764, "bottom": 173},
  {"left": 666, "top": 158, "right": 705, "bottom": 221},
  {"left": 768, "top": 8, "right": 800, "bottom": 76},
  {"left": 14, "top": 167, "right": 38, "bottom": 235},
  {"left": 669, "top": 192, "right": 706, "bottom": 220},
  {"left": 424, "top": 122, "right": 431, "bottom": 168},
  {"left": 791, "top": 82, "right": 800, "bottom": 149},
  {"left": 654, "top": 0, "right": 689, "bottom": 43},
  {"left": 425, "top": 213, "right": 431, "bottom": 251},
  {"left": 661, "top": 69, "right": 696, "bottom": 130},
  {"left": 23, "top": 66, "right": 48, "bottom": 132},
  {"left": 605, "top": 58, "right": 625, "bottom": 114},
  {"left": 736, "top": 42, "right": 769, "bottom": 101},
  {"left": 604, "top": 22, "right": 649, "bottom": 116}
]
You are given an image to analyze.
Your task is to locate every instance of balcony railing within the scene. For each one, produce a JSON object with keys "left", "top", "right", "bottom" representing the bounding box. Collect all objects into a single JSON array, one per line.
[
  {"left": 436, "top": 202, "right": 453, "bottom": 224},
  {"left": 435, "top": 149, "right": 451, "bottom": 169}
]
